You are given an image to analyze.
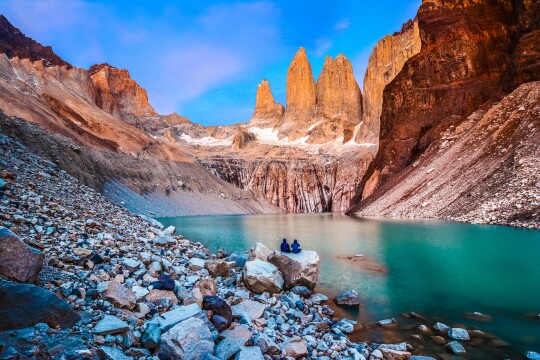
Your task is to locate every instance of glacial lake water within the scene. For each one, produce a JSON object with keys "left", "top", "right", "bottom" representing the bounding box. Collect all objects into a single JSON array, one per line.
[{"left": 158, "top": 213, "right": 540, "bottom": 356}]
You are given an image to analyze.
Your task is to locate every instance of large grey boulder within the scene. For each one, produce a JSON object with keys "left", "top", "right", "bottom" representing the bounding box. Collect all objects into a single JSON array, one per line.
[
  {"left": 248, "top": 243, "right": 272, "bottom": 261},
  {"left": 0, "top": 282, "right": 80, "bottom": 331},
  {"left": 0, "top": 227, "right": 44, "bottom": 282},
  {"left": 159, "top": 317, "right": 214, "bottom": 360},
  {"left": 448, "top": 328, "right": 470, "bottom": 341},
  {"left": 267, "top": 250, "right": 320, "bottom": 289},
  {"left": 243, "top": 259, "right": 283, "bottom": 294}
]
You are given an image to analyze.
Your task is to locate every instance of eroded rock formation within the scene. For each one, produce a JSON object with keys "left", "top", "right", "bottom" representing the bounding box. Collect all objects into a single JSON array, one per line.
[
  {"left": 358, "top": 20, "right": 421, "bottom": 144},
  {"left": 89, "top": 63, "right": 158, "bottom": 121},
  {"left": 249, "top": 79, "right": 284, "bottom": 128},
  {"left": 282, "top": 48, "right": 317, "bottom": 127}
]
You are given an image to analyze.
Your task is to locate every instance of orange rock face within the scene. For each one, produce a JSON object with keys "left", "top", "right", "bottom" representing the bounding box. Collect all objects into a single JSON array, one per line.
[
  {"left": 250, "top": 79, "right": 284, "bottom": 128},
  {"left": 312, "top": 54, "right": 362, "bottom": 144},
  {"left": 89, "top": 63, "right": 157, "bottom": 121},
  {"left": 282, "top": 47, "right": 317, "bottom": 125},
  {"left": 358, "top": 20, "right": 421, "bottom": 145}
]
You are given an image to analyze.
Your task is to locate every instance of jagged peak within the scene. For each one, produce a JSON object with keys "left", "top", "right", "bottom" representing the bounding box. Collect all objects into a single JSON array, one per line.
[{"left": 0, "top": 14, "right": 71, "bottom": 68}]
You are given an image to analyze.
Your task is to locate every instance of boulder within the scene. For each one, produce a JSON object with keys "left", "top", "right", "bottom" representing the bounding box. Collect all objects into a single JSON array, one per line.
[
  {"left": 0, "top": 227, "right": 44, "bottom": 282},
  {"left": 98, "top": 281, "right": 137, "bottom": 310},
  {"left": 234, "top": 346, "right": 264, "bottom": 360},
  {"left": 192, "top": 279, "right": 218, "bottom": 307},
  {"left": 228, "top": 253, "right": 248, "bottom": 268},
  {"left": 526, "top": 351, "right": 540, "bottom": 360},
  {"left": 243, "top": 259, "right": 283, "bottom": 294},
  {"left": 214, "top": 325, "right": 251, "bottom": 360},
  {"left": 205, "top": 259, "right": 236, "bottom": 277},
  {"left": 0, "top": 282, "right": 80, "bottom": 331},
  {"left": 149, "top": 303, "right": 202, "bottom": 333},
  {"left": 379, "top": 348, "right": 411, "bottom": 360},
  {"left": 290, "top": 285, "right": 312, "bottom": 298},
  {"left": 232, "top": 300, "right": 266, "bottom": 323},
  {"left": 145, "top": 289, "right": 179, "bottom": 307},
  {"left": 433, "top": 322, "right": 450, "bottom": 333},
  {"left": 446, "top": 341, "right": 466, "bottom": 355},
  {"left": 98, "top": 346, "right": 133, "bottom": 360},
  {"left": 248, "top": 243, "right": 272, "bottom": 261},
  {"left": 93, "top": 315, "right": 129, "bottom": 335},
  {"left": 448, "top": 328, "right": 470, "bottom": 341},
  {"left": 267, "top": 250, "right": 319, "bottom": 289},
  {"left": 159, "top": 317, "right": 214, "bottom": 359},
  {"left": 203, "top": 296, "right": 232, "bottom": 328},
  {"left": 283, "top": 337, "right": 308, "bottom": 359},
  {"left": 334, "top": 289, "right": 360, "bottom": 306},
  {"left": 141, "top": 323, "right": 161, "bottom": 349}
]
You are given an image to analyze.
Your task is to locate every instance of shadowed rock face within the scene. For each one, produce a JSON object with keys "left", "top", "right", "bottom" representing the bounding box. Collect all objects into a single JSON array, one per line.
[
  {"left": 0, "top": 15, "right": 70, "bottom": 68},
  {"left": 352, "top": 0, "right": 521, "bottom": 201},
  {"left": 358, "top": 19, "right": 421, "bottom": 145}
]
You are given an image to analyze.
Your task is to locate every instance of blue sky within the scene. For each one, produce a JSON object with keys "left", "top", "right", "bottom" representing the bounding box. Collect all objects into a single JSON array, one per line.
[{"left": 0, "top": 0, "right": 420, "bottom": 126}]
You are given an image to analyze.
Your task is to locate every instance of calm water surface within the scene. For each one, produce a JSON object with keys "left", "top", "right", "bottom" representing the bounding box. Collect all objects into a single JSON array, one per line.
[{"left": 158, "top": 213, "right": 540, "bottom": 354}]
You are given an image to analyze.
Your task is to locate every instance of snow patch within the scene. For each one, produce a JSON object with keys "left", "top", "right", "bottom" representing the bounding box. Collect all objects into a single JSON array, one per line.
[{"left": 179, "top": 133, "right": 232, "bottom": 146}]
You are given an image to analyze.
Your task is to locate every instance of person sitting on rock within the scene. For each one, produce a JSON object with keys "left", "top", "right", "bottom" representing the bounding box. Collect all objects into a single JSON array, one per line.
[
  {"left": 280, "top": 238, "right": 291, "bottom": 253},
  {"left": 291, "top": 239, "right": 301, "bottom": 254}
]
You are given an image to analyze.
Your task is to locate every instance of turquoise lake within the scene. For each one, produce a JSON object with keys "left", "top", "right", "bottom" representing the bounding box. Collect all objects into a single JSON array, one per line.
[{"left": 158, "top": 213, "right": 540, "bottom": 355}]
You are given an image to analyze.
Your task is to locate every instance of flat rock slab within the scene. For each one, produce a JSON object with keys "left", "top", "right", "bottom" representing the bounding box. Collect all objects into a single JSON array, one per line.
[
  {"left": 0, "top": 227, "right": 44, "bottom": 282},
  {"left": 98, "top": 346, "right": 133, "bottom": 360},
  {"left": 446, "top": 341, "right": 466, "bottom": 355},
  {"left": 93, "top": 315, "right": 129, "bottom": 335},
  {"left": 149, "top": 304, "right": 202, "bottom": 333},
  {"left": 0, "top": 282, "right": 80, "bottom": 331}
]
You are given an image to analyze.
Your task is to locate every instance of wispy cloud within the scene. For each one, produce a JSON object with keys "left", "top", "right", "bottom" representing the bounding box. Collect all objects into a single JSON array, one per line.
[{"left": 334, "top": 19, "right": 350, "bottom": 31}]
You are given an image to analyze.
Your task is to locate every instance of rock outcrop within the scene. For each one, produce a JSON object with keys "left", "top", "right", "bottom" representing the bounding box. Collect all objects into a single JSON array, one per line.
[
  {"left": 351, "top": 0, "right": 540, "bottom": 203},
  {"left": 89, "top": 63, "right": 158, "bottom": 121},
  {"left": 250, "top": 79, "right": 284, "bottom": 128},
  {"left": 358, "top": 19, "right": 421, "bottom": 144}
]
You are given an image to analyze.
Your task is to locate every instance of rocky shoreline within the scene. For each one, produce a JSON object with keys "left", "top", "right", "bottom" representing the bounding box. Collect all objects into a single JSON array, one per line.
[{"left": 1, "top": 132, "right": 539, "bottom": 360}]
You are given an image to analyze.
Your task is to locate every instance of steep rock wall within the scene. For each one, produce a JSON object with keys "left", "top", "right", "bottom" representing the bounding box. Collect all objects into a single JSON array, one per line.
[
  {"left": 357, "top": 20, "right": 421, "bottom": 144},
  {"left": 199, "top": 154, "right": 372, "bottom": 213}
]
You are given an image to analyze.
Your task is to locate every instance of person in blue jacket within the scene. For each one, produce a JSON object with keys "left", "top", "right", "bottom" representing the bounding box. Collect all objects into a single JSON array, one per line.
[
  {"left": 291, "top": 239, "right": 301, "bottom": 254},
  {"left": 280, "top": 238, "right": 290, "bottom": 253}
]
